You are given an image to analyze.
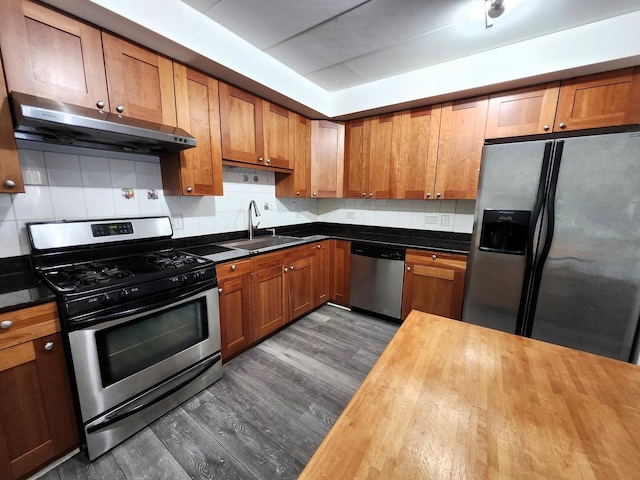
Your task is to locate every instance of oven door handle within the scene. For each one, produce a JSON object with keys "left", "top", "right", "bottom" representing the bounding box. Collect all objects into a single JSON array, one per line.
[{"left": 86, "top": 352, "right": 221, "bottom": 434}]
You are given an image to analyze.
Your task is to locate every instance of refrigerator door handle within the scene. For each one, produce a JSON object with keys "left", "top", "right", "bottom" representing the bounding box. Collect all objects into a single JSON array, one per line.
[
  {"left": 515, "top": 142, "right": 554, "bottom": 335},
  {"left": 521, "top": 140, "right": 565, "bottom": 337}
]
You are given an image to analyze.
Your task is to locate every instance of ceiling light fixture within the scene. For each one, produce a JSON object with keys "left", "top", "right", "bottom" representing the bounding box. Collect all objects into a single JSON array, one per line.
[{"left": 485, "top": 0, "right": 506, "bottom": 28}]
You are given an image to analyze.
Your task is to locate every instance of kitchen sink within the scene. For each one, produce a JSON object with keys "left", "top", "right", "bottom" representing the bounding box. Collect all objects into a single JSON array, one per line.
[{"left": 221, "top": 235, "right": 304, "bottom": 252}]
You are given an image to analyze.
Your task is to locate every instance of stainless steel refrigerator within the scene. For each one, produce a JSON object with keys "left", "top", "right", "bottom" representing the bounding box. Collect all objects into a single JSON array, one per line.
[{"left": 462, "top": 131, "right": 640, "bottom": 363}]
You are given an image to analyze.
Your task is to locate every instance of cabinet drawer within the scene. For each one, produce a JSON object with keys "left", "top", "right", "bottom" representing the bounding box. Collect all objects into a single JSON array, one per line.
[
  {"left": 0, "top": 303, "right": 59, "bottom": 351},
  {"left": 216, "top": 259, "right": 251, "bottom": 281},
  {"left": 406, "top": 250, "right": 467, "bottom": 270},
  {"left": 250, "top": 250, "right": 286, "bottom": 272}
]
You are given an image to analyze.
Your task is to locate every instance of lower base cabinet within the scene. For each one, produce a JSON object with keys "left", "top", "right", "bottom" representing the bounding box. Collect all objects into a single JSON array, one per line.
[
  {"left": 216, "top": 260, "right": 252, "bottom": 361},
  {"left": 330, "top": 240, "right": 351, "bottom": 306},
  {"left": 0, "top": 303, "right": 78, "bottom": 480},
  {"left": 402, "top": 249, "right": 467, "bottom": 320}
]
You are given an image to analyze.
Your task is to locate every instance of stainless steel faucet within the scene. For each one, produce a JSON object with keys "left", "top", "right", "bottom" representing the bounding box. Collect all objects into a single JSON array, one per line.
[{"left": 248, "top": 200, "right": 261, "bottom": 239}]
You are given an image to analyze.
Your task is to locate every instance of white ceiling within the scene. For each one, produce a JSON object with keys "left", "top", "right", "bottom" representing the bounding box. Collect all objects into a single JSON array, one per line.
[
  {"left": 181, "top": 0, "right": 640, "bottom": 92},
  {"left": 42, "top": 0, "right": 640, "bottom": 118}
]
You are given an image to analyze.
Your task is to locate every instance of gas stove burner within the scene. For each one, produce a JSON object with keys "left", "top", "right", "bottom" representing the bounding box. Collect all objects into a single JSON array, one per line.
[
  {"left": 143, "top": 251, "right": 199, "bottom": 270},
  {"left": 62, "top": 263, "right": 134, "bottom": 286}
]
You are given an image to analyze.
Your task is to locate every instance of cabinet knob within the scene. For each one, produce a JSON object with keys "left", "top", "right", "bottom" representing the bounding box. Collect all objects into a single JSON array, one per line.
[
  {"left": 426, "top": 192, "right": 431, "bottom": 198},
  {"left": 543, "top": 125, "right": 550, "bottom": 131},
  {"left": 559, "top": 122, "right": 567, "bottom": 129},
  {"left": 290, "top": 265, "right": 294, "bottom": 270},
  {"left": 316, "top": 244, "right": 321, "bottom": 249},
  {"left": 258, "top": 157, "right": 264, "bottom": 162},
  {"left": 436, "top": 193, "right": 441, "bottom": 198},
  {"left": 284, "top": 267, "right": 289, "bottom": 273},
  {"left": 362, "top": 192, "right": 366, "bottom": 197},
  {"left": 432, "top": 254, "right": 437, "bottom": 260},
  {"left": 296, "top": 191, "right": 300, "bottom": 196},
  {"left": 4, "top": 179, "right": 16, "bottom": 188},
  {"left": 407, "top": 266, "right": 411, "bottom": 271},
  {"left": 230, "top": 264, "right": 236, "bottom": 271},
  {"left": 313, "top": 192, "right": 317, "bottom": 196},
  {"left": 369, "top": 193, "right": 373, "bottom": 197},
  {"left": 0, "top": 320, "right": 12, "bottom": 329},
  {"left": 186, "top": 187, "right": 193, "bottom": 192},
  {"left": 96, "top": 100, "right": 105, "bottom": 109},
  {"left": 44, "top": 341, "right": 54, "bottom": 351},
  {"left": 266, "top": 159, "right": 271, "bottom": 164},
  {"left": 218, "top": 288, "right": 223, "bottom": 294},
  {"left": 116, "top": 105, "right": 125, "bottom": 113}
]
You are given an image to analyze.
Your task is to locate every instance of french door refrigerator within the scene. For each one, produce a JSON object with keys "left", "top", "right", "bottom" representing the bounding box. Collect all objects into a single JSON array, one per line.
[{"left": 462, "top": 131, "right": 640, "bottom": 363}]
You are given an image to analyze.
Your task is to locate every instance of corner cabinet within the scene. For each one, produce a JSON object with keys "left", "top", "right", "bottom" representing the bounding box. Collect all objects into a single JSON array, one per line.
[
  {"left": 0, "top": 303, "right": 78, "bottom": 480},
  {"left": 160, "top": 64, "right": 223, "bottom": 196},
  {"left": 0, "top": 52, "right": 24, "bottom": 194},
  {"left": 401, "top": 250, "right": 466, "bottom": 321},
  {"left": 216, "top": 260, "right": 252, "bottom": 362}
]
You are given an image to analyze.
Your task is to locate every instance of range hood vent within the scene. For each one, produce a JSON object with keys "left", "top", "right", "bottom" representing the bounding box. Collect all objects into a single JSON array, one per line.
[{"left": 11, "top": 92, "right": 196, "bottom": 156}]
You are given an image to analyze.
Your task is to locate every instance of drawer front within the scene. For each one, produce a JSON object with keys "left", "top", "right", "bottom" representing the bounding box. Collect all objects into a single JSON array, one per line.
[
  {"left": 0, "top": 302, "right": 60, "bottom": 350},
  {"left": 216, "top": 259, "right": 251, "bottom": 281},
  {"left": 406, "top": 249, "right": 467, "bottom": 271}
]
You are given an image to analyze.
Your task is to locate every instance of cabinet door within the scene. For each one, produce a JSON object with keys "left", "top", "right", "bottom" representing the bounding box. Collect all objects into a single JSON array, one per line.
[
  {"left": 219, "top": 82, "right": 264, "bottom": 165},
  {"left": 101, "top": 32, "right": 177, "bottom": 126},
  {"left": 0, "top": 333, "right": 78, "bottom": 480},
  {"left": 330, "top": 240, "right": 351, "bottom": 306},
  {"left": 0, "top": 0, "right": 109, "bottom": 110},
  {"left": 402, "top": 251, "right": 466, "bottom": 320},
  {"left": 314, "top": 242, "right": 330, "bottom": 307},
  {"left": 485, "top": 83, "right": 560, "bottom": 138},
  {"left": 344, "top": 119, "right": 370, "bottom": 198},
  {"left": 368, "top": 113, "right": 401, "bottom": 199},
  {"left": 161, "top": 64, "right": 223, "bottom": 196},
  {"left": 0, "top": 54, "right": 24, "bottom": 194},
  {"left": 251, "top": 265, "right": 285, "bottom": 339},
  {"left": 310, "top": 120, "right": 345, "bottom": 198},
  {"left": 285, "top": 256, "right": 314, "bottom": 321},
  {"left": 263, "top": 101, "right": 294, "bottom": 169},
  {"left": 554, "top": 67, "right": 640, "bottom": 131},
  {"left": 397, "top": 106, "right": 441, "bottom": 199},
  {"left": 435, "top": 96, "right": 488, "bottom": 200},
  {"left": 218, "top": 275, "right": 252, "bottom": 361},
  {"left": 275, "top": 114, "right": 311, "bottom": 197}
]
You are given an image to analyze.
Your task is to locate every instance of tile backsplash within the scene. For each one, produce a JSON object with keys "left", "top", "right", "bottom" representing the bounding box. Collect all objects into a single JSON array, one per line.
[{"left": 0, "top": 148, "right": 476, "bottom": 258}]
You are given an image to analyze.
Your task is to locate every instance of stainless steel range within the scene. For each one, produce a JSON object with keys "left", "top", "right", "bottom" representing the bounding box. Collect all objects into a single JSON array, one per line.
[{"left": 28, "top": 217, "right": 223, "bottom": 460}]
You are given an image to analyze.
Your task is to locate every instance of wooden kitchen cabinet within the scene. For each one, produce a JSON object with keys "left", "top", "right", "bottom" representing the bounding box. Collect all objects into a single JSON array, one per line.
[
  {"left": 313, "top": 241, "right": 331, "bottom": 307},
  {"left": 435, "top": 96, "right": 488, "bottom": 200},
  {"left": 263, "top": 101, "right": 294, "bottom": 169},
  {"left": 216, "top": 260, "right": 252, "bottom": 361},
  {"left": 0, "top": 303, "right": 78, "bottom": 480},
  {"left": 219, "top": 82, "right": 264, "bottom": 165},
  {"left": 0, "top": 0, "right": 109, "bottom": 111},
  {"left": 485, "top": 82, "right": 560, "bottom": 138},
  {"left": 160, "top": 64, "right": 223, "bottom": 196},
  {"left": 310, "top": 120, "right": 345, "bottom": 198},
  {"left": 0, "top": 53, "right": 24, "bottom": 194},
  {"left": 250, "top": 251, "right": 286, "bottom": 339},
  {"left": 275, "top": 114, "right": 311, "bottom": 197},
  {"left": 554, "top": 67, "right": 640, "bottom": 131},
  {"left": 401, "top": 249, "right": 466, "bottom": 321},
  {"left": 284, "top": 250, "right": 315, "bottom": 322},
  {"left": 397, "top": 105, "right": 441, "bottom": 199},
  {"left": 330, "top": 240, "right": 351, "bottom": 307},
  {"left": 101, "top": 32, "right": 177, "bottom": 126},
  {"left": 344, "top": 114, "right": 400, "bottom": 199}
]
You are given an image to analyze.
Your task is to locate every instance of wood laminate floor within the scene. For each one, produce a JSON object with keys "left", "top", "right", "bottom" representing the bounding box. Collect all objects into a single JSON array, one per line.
[{"left": 36, "top": 305, "right": 398, "bottom": 480}]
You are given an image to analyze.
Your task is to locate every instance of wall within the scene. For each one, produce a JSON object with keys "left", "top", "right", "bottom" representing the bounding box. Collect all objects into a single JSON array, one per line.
[{"left": 0, "top": 148, "right": 474, "bottom": 259}]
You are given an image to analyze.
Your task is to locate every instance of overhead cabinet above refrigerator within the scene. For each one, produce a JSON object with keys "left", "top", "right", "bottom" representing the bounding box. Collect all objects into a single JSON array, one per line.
[{"left": 463, "top": 132, "right": 640, "bottom": 363}]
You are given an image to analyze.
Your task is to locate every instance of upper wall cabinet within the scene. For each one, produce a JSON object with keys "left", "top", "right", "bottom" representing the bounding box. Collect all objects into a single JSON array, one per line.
[
  {"left": 397, "top": 105, "right": 441, "bottom": 199},
  {"left": 275, "top": 114, "right": 311, "bottom": 197},
  {"left": 554, "top": 67, "right": 640, "bottom": 131},
  {"left": 263, "top": 101, "right": 294, "bottom": 169},
  {"left": 160, "top": 64, "right": 223, "bottom": 196},
  {"left": 0, "top": 53, "right": 24, "bottom": 194},
  {"left": 0, "top": 0, "right": 109, "bottom": 110},
  {"left": 344, "top": 118, "right": 370, "bottom": 198},
  {"left": 485, "top": 83, "right": 560, "bottom": 138},
  {"left": 101, "top": 32, "right": 177, "bottom": 126},
  {"left": 310, "top": 120, "right": 345, "bottom": 198},
  {"left": 435, "top": 96, "right": 488, "bottom": 200}
]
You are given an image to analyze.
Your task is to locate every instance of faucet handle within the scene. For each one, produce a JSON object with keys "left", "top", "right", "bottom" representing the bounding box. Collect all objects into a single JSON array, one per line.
[
  {"left": 266, "top": 228, "right": 276, "bottom": 237},
  {"left": 254, "top": 222, "right": 261, "bottom": 230}
]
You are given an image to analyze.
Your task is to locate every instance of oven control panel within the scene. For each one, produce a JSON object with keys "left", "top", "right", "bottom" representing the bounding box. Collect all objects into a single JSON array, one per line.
[{"left": 91, "top": 222, "right": 134, "bottom": 237}]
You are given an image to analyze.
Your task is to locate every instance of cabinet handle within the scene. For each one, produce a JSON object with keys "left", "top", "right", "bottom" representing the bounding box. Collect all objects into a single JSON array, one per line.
[
  {"left": 44, "top": 341, "right": 54, "bottom": 351},
  {"left": 543, "top": 125, "right": 550, "bottom": 131},
  {"left": 218, "top": 288, "right": 223, "bottom": 294},
  {"left": 436, "top": 193, "right": 441, "bottom": 198},
  {"left": 316, "top": 244, "right": 321, "bottom": 249},
  {"left": 4, "top": 179, "right": 16, "bottom": 188},
  {"left": 313, "top": 192, "right": 317, "bottom": 196},
  {"left": 362, "top": 192, "right": 366, "bottom": 197},
  {"left": 369, "top": 193, "right": 373, "bottom": 197},
  {"left": 0, "top": 320, "right": 12, "bottom": 329},
  {"left": 296, "top": 191, "right": 300, "bottom": 196},
  {"left": 116, "top": 105, "right": 125, "bottom": 113},
  {"left": 186, "top": 187, "right": 193, "bottom": 193},
  {"left": 407, "top": 266, "right": 411, "bottom": 271},
  {"left": 426, "top": 192, "right": 431, "bottom": 198},
  {"left": 266, "top": 159, "right": 271, "bottom": 164},
  {"left": 559, "top": 122, "right": 567, "bottom": 129},
  {"left": 290, "top": 265, "right": 294, "bottom": 270},
  {"left": 432, "top": 254, "right": 437, "bottom": 260},
  {"left": 96, "top": 100, "right": 105, "bottom": 109},
  {"left": 230, "top": 264, "right": 236, "bottom": 271},
  {"left": 284, "top": 267, "right": 289, "bottom": 272},
  {"left": 258, "top": 157, "right": 264, "bottom": 162}
]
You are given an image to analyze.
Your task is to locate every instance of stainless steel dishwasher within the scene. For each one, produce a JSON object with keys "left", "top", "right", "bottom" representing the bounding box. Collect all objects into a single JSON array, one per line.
[{"left": 350, "top": 242, "right": 406, "bottom": 321}]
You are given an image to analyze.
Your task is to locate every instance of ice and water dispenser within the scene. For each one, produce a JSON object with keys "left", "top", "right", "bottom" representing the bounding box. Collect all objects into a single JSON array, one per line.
[{"left": 479, "top": 210, "right": 530, "bottom": 255}]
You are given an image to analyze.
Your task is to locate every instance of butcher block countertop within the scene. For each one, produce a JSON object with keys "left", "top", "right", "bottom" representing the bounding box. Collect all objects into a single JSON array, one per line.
[{"left": 299, "top": 311, "right": 640, "bottom": 479}]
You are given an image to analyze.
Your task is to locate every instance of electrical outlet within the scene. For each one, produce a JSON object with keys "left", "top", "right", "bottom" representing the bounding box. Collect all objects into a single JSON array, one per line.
[
  {"left": 426, "top": 215, "right": 438, "bottom": 225},
  {"left": 172, "top": 215, "right": 184, "bottom": 230},
  {"left": 263, "top": 202, "right": 270, "bottom": 211},
  {"left": 440, "top": 214, "right": 450, "bottom": 227},
  {"left": 346, "top": 211, "right": 356, "bottom": 220}
]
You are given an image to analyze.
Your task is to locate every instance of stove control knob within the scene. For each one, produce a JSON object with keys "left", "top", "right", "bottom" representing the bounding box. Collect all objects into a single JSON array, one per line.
[
  {"left": 119, "top": 289, "right": 130, "bottom": 299},
  {"left": 193, "top": 271, "right": 202, "bottom": 280},
  {"left": 179, "top": 275, "right": 188, "bottom": 284},
  {"left": 100, "top": 293, "right": 113, "bottom": 304}
]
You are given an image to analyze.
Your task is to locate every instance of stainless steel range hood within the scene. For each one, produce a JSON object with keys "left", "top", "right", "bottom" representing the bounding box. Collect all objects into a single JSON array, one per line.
[{"left": 11, "top": 92, "right": 196, "bottom": 156}]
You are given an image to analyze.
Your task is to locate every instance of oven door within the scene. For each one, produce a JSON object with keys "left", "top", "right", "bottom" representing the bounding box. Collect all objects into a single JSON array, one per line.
[{"left": 67, "top": 286, "right": 221, "bottom": 424}]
